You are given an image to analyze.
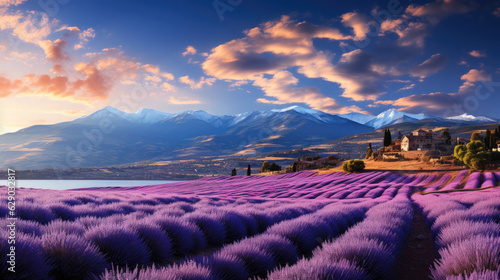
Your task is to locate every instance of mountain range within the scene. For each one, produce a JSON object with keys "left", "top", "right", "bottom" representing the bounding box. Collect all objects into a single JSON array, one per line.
[{"left": 0, "top": 106, "right": 497, "bottom": 169}]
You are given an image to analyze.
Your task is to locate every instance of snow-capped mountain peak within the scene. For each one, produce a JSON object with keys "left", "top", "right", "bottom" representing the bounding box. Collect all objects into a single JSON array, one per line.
[{"left": 447, "top": 113, "right": 496, "bottom": 123}]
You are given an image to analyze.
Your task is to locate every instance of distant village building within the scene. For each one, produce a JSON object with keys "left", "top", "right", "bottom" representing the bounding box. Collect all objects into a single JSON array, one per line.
[{"left": 401, "top": 129, "right": 447, "bottom": 151}]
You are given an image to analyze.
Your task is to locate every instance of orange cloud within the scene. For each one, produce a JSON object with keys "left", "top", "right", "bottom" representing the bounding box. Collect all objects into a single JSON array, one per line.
[
  {"left": 39, "top": 39, "right": 69, "bottom": 63},
  {"left": 0, "top": 75, "right": 21, "bottom": 97},
  {"left": 169, "top": 96, "right": 201, "bottom": 105},
  {"left": 182, "top": 46, "right": 197, "bottom": 56}
]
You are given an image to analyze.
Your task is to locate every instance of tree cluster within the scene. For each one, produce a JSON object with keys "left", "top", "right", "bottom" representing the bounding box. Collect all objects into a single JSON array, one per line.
[
  {"left": 342, "top": 160, "right": 365, "bottom": 173},
  {"left": 260, "top": 161, "right": 282, "bottom": 173},
  {"left": 454, "top": 141, "right": 490, "bottom": 171}
]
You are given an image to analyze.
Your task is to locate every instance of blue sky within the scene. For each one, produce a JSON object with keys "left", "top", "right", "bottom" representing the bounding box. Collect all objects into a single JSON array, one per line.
[{"left": 0, "top": 0, "right": 499, "bottom": 133}]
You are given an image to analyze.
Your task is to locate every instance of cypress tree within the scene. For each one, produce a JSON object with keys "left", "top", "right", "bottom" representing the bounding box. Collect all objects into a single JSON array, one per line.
[
  {"left": 247, "top": 164, "right": 251, "bottom": 176},
  {"left": 231, "top": 168, "right": 237, "bottom": 176},
  {"left": 383, "top": 129, "right": 388, "bottom": 147},
  {"left": 485, "top": 130, "right": 491, "bottom": 150},
  {"left": 384, "top": 129, "right": 392, "bottom": 147}
]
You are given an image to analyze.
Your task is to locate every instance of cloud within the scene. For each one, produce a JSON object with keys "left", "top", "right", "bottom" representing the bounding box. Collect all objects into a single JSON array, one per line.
[
  {"left": 74, "top": 28, "right": 95, "bottom": 50},
  {"left": 253, "top": 71, "right": 367, "bottom": 114},
  {"left": 0, "top": 75, "right": 21, "bottom": 97},
  {"left": 398, "top": 84, "right": 415, "bottom": 91},
  {"left": 142, "top": 64, "right": 160, "bottom": 75},
  {"left": 461, "top": 69, "right": 489, "bottom": 82},
  {"left": 39, "top": 39, "right": 69, "bottom": 63},
  {"left": 377, "top": 69, "right": 490, "bottom": 115},
  {"left": 20, "top": 74, "right": 78, "bottom": 100},
  {"left": 161, "top": 82, "right": 176, "bottom": 92},
  {"left": 0, "top": 0, "right": 27, "bottom": 7},
  {"left": 340, "top": 12, "right": 370, "bottom": 40},
  {"left": 182, "top": 46, "right": 197, "bottom": 56},
  {"left": 179, "top": 75, "right": 216, "bottom": 89},
  {"left": 494, "top": 7, "right": 500, "bottom": 17},
  {"left": 0, "top": 8, "right": 57, "bottom": 44},
  {"left": 406, "top": 0, "right": 475, "bottom": 23},
  {"left": 169, "top": 96, "right": 201, "bottom": 105},
  {"left": 202, "top": 16, "right": 384, "bottom": 109},
  {"left": 409, "top": 53, "right": 447, "bottom": 79},
  {"left": 43, "top": 109, "right": 85, "bottom": 116},
  {"left": 469, "top": 50, "right": 486, "bottom": 58}
]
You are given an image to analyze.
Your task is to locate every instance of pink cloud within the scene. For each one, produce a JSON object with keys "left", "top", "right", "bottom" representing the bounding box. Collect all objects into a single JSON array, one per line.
[
  {"left": 469, "top": 50, "right": 486, "bottom": 58},
  {"left": 406, "top": 0, "right": 475, "bottom": 24}
]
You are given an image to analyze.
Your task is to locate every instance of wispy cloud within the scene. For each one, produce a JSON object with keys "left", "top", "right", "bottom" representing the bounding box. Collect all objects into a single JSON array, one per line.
[{"left": 182, "top": 45, "right": 197, "bottom": 56}]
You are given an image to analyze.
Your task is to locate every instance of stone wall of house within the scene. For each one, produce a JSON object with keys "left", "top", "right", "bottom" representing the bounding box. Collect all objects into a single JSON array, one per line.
[{"left": 400, "top": 150, "right": 430, "bottom": 160}]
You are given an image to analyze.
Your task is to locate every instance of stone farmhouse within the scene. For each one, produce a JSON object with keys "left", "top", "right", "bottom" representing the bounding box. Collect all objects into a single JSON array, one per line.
[{"left": 401, "top": 129, "right": 447, "bottom": 151}]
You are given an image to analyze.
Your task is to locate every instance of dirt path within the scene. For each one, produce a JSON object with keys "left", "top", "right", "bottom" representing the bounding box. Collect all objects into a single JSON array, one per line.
[{"left": 394, "top": 204, "right": 437, "bottom": 280}]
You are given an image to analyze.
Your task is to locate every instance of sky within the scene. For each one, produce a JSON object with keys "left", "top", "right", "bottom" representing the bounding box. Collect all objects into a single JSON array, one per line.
[{"left": 0, "top": 0, "right": 500, "bottom": 133}]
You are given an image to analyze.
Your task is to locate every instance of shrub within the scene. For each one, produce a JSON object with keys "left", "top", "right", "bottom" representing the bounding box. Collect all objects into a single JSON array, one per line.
[
  {"left": 42, "top": 232, "right": 109, "bottom": 280},
  {"left": 431, "top": 235, "right": 500, "bottom": 279},
  {"left": 342, "top": 160, "right": 365, "bottom": 173},
  {"left": 42, "top": 220, "right": 86, "bottom": 236},
  {"left": 267, "top": 259, "right": 370, "bottom": 280},
  {"left": 0, "top": 232, "right": 52, "bottom": 279},
  {"left": 126, "top": 221, "right": 173, "bottom": 265},
  {"left": 218, "top": 245, "right": 276, "bottom": 279},
  {"left": 16, "top": 203, "right": 57, "bottom": 225},
  {"left": 84, "top": 225, "right": 151, "bottom": 267},
  {"left": 245, "top": 233, "right": 299, "bottom": 266},
  {"left": 193, "top": 254, "right": 248, "bottom": 280},
  {"left": 184, "top": 213, "right": 226, "bottom": 246},
  {"left": 154, "top": 217, "right": 206, "bottom": 255}
]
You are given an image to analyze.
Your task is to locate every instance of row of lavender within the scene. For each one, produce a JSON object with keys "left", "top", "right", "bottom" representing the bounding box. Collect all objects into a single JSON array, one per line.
[
  {"left": 1, "top": 186, "right": 330, "bottom": 280},
  {"left": 414, "top": 188, "right": 500, "bottom": 279},
  {"left": 104, "top": 187, "right": 417, "bottom": 279},
  {"left": 90, "top": 171, "right": 431, "bottom": 200}
]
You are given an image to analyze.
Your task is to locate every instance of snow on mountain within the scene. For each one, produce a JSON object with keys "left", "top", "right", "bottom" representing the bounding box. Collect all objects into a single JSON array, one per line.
[
  {"left": 337, "top": 112, "right": 375, "bottom": 125},
  {"left": 446, "top": 113, "right": 497, "bottom": 123},
  {"left": 81, "top": 106, "right": 497, "bottom": 130},
  {"left": 365, "top": 109, "right": 437, "bottom": 129}
]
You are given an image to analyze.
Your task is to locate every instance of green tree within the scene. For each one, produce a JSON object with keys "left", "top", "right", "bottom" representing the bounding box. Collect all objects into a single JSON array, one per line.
[
  {"left": 383, "top": 129, "right": 392, "bottom": 147},
  {"left": 260, "top": 161, "right": 271, "bottom": 172},
  {"left": 441, "top": 129, "right": 451, "bottom": 144},
  {"left": 292, "top": 162, "right": 297, "bottom": 172},
  {"left": 342, "top": 160, "right": 365, "bottom": 173},
  {"left": 454, "top": 144, "right": 466, "bottom": 162},
  {"left": 269, "top": 163, "right": 282, "bottom": 172},
  {"left": 470, "top": 132, "right": 483, "bottom": 142},
  {"left": 247, "top": 164, "right": 251, "bottom": 176},
  {"left": 365, "top": 143, "right": 373, "bottom": 159},
  {"left": 485, "top": 130, "right": 492, "bottom": 150},
  {"left": 463, "top": 141, "right": 490, "bottom": 171},
  {"left": 231, "top": 168, "right": 237, "bottom": 176}
]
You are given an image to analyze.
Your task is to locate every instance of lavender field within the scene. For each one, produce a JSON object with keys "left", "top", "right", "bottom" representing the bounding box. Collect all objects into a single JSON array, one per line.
[{"left": 2, "top": 170, "right": 500, "bottom": 280}]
